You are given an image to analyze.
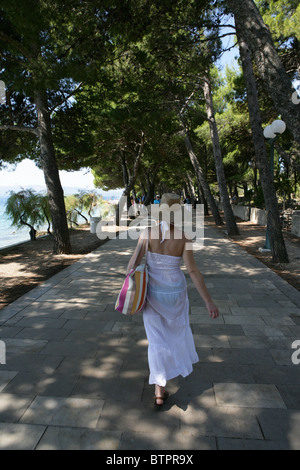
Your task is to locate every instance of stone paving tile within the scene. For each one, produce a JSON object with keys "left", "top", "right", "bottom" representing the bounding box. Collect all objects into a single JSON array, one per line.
[
  {"left": 179, "top": 405, "right": 263, "bottom": 440},
  {"left": 0, "top": 325, "right": 24, "bottom": 338},
  {"left": 14, "top": 327, "right": 70, "bottom": 341},
  {"left": 262, "top": 315, "right": 297, "bottom": 326},
  {"left": 71, "top": 375, "right": 145, "bottom": 402},
  {"left": 36, "top": 426, "right": 122, "bottom": 450},
  {"left": 0, "top": 423, "right": 46, "bottom": 450},
  {"left": 119, "top": 430, "right": 217, "bottom": 450},
  {"left": 214, "top": 383, "right": 286, "bottom": 409},
  {"left": 62, "top": 319, "right": 114, "bottom": 333},
  {"left": 216, "top": 437, "right": 289, "bottom": 450},
  {"left": 223, "top": 315, "right": 266, "bottom": 325},
  {"left": 190, "top": 314, "right": 225, "bottom": 324},
  {"left": 242, "top": 325, "right": 295, "bottom": 337},
  {"left": 193, "top": 334, "right": 230, "bottom": 348},
  {"left": 256, "top": 409, "right": 300, "bottom": 448},
  {"left": 96, "top": 398, "right": 180, "bottom": 433},
  {"left": 4, "top": 338, "right": 48, "bottom": 354},
  {"left": 250, "top": 364, "right": 300, "bottom": 385},
  {"left": 228, "top": 335, "right": 290, "bottom": 349},
  {"left": 56, "top": 354, "right": 123, "bottom": 377},
  {"left": 211, "top": 348, "right": 274, "bottom": 366},
  {"left": 0, "top": 393, "right": 34, "bottom": 422},
  {"left": 269, "top": 348, "right": 296, "bottom": 366},
  {"left": 20, "top": 395, "right": 105, "bottom": 428},
  {"left": 0, "top": 371, "right": 18, "bottom": 392},
  {"left": 3, "top": 371, "right": 79, "bottom": 397},
  {"left": 190, "top": 362, "right": 256, "bottom": 384},
  {"left": 229, "top": 307, "right": 270, "bottom": 316},
  {"left": 276, "top": 385, "right": 300, "bottom": 409},
  {"left": 40, "top": 340, "right": 99, "bottom": 358},
  {"left": 0, "top": 353, "right": 63, "bottom": 373},
  {"left": 191, "top": 324, "right": 244, "bottom": 336},
  {"left": 13, "top": 316, "right": 68, "bottom": 329}
]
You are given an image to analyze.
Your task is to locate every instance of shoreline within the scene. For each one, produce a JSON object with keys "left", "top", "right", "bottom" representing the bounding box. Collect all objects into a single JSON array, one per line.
[{"left": 0, "top": 234, "right": 50, "bottom": 253}]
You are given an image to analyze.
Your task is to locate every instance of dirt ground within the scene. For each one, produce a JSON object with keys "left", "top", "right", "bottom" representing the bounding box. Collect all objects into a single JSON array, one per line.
[
  {"left": 0, "top": 225, "right": 110, "bottom": 310},
  {"left": 205, "top": 216, "right": 300, "bottom": 292},
  {"left": 0, "top": 218, "right": 299, "bottom": 310}
]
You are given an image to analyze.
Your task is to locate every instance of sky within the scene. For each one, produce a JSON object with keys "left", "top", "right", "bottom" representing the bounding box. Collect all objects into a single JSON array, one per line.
[{"left": 0, "top": 159, "right": 95, "bottom": 191}]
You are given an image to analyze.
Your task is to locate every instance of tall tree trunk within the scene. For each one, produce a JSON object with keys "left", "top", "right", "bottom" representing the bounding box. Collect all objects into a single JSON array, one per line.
[
  {"left": 198, "top": 182, "right": 209, "bottom": 216},
  {"left": 34, "top": 89, "right": 72, "bottom": 254},
  {"left": 186, "top": 171, "right": 197, "bottom": 204},
  {"left": 236, "top": 22, "right": 289, "bottom": 263},
  {"left": 20, "top": 215, "right": 37, "bottom": 241},
  {"left": 184, "top": 134, "right": 223, "bottom": 226},
  {"left": 227, "top": 0, "right": 300, "bottom": 145},
  {"left": 202, "top": 76, "right": 239, "bottom": 235},
  {"left": 143, "top": 173, "right": 155, "bottom": 206},
  {"left": 116, "top": 132, "right": 145, "bottom": 226}
]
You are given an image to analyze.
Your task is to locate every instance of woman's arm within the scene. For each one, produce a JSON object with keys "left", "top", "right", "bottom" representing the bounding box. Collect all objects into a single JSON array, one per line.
[{"left": 183, "top": 244, "right": 219, "bottom": 319}]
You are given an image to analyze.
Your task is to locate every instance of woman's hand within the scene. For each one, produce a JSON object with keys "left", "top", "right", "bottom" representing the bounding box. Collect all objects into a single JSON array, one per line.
[{"left": 206, "top": 301, "right": 219, "bottom": 319}]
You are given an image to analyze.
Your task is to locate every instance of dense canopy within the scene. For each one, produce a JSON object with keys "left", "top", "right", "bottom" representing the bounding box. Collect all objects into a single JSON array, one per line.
[{"left": 0, "top": 0, "right": 299, "bottom": 261}]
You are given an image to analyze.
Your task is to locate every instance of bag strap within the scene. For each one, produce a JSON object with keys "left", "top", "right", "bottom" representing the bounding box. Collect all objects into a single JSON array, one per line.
[
  {"left": 129, "top": 227, "right": 150, "bottom": 271},
  {"left": 144, "top": 227, "right": 149, "bottom": 262}
]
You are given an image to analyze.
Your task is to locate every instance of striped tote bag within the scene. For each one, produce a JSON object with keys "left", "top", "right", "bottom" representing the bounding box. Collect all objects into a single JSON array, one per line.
[{"left": 115, "top": 235, "right": 149, "bottom": 315}]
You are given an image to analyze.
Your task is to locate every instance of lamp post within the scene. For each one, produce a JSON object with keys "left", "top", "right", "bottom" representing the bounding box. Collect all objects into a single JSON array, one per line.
[{"left": 261, "top": 119, "right": 286, "bottom": 251}]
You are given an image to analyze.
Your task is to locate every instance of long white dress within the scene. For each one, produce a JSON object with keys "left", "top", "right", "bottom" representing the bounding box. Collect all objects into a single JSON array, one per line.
[{"left": 143, "top": 245, "right": 199, "bottom": 387}]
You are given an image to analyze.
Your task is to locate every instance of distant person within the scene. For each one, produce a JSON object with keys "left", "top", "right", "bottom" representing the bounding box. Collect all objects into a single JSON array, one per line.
[
  {"left": 184, "top": 194, "right": 192, "bottom": 212},
  {"left": 154, "top": 195, "right": 161, "bottom": 204},
  {"left": 126, "top": 193, "right": 219, "bottom": 407}
]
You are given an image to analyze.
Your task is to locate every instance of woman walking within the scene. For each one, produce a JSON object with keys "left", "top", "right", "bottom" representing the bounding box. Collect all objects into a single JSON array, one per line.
[{"left": 126, "top": 193, "right": 219, "bottom": 407}]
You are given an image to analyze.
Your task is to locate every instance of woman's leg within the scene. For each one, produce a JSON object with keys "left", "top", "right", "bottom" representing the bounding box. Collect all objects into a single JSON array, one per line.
[{"left": 154, "top": 384, "right": 168, "bottom": 406}]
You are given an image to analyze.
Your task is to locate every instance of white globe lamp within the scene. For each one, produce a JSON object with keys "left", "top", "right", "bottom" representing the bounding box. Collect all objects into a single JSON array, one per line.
[
  {"left": 271, "top": 119, "right": 286, "bottom": 135},
  {"left": 263, "top": 125, "right": 276, "bottom": 139}
]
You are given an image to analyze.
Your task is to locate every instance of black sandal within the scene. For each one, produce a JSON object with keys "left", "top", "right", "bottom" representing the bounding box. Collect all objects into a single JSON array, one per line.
[{"left": 154, "top": 389, "right": 169, "bottom": 407}]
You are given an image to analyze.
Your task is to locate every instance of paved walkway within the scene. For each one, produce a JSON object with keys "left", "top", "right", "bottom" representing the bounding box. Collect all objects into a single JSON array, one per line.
[{"left": 0, "top": 222, "right": 300, "bottom": 450}]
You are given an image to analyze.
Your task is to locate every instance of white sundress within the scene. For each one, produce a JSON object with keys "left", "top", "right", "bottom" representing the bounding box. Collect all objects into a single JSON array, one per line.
[{"left": 142, "top": 229, "right": 199, "bottom": 387}]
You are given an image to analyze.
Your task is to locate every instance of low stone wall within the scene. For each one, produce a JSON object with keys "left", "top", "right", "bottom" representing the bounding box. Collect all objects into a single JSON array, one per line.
[
  {"left": 292, "top": 213, "right": 300, "bottom": 237},
  {"left": 216, "top": 201, "right": 265, "bottom": 225},
  {"left": 231, "top": 204, "right": 251, "bottom": 221},
  {"left": 249, "top": 207, "right": 267, "bottom": 226},
  {"left": 215, "top": 200, "right": 299, "bottom": 237}
]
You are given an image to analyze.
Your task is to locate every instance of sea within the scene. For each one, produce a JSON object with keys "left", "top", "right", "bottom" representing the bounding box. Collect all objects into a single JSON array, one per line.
[
  {"left": 0, "top": 190, "right": 122, "bottom": 250},
  {"left": 0, "top": 196, "right": 32, "bottom": 249}
]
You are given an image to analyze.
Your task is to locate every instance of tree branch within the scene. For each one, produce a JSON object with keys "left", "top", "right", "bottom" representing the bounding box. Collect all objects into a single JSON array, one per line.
[
  {"left": 275, "top": 142, "right": 300, "bottom": 173},
  {"left": 0, "top": 124, "right": 38, "bottom": 136},
  {"left": 49, "top": 82, "right": 83, "bottom": 115},
  {"left": 0, "top": 32, "right": 34, "bottom": 62}
]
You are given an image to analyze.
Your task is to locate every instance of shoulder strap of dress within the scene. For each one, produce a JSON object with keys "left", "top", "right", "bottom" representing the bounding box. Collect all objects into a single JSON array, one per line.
[
  {"left": 144, "top": 227, "right": 150, "bottom": 260},
  {"left": 160, "top": 221, "right": 169, "bottom": 243}
]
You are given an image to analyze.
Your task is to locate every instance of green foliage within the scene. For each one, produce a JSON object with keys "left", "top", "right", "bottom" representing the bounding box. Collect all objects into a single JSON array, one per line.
[
  {"left": 1, "top": 0, "right": 299, "bottom": 211},
  {"left": 5, "top": 189, "right": 50, "bottom": 238},
  {"left": 75, "top": 190, "right": 99, "bottom": 217},
  {"left": 256, "top": 0, "right": 300, "bottom": 44},
  {"left": 64, "top": 191, "right": 115, "bottom": 227}
]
